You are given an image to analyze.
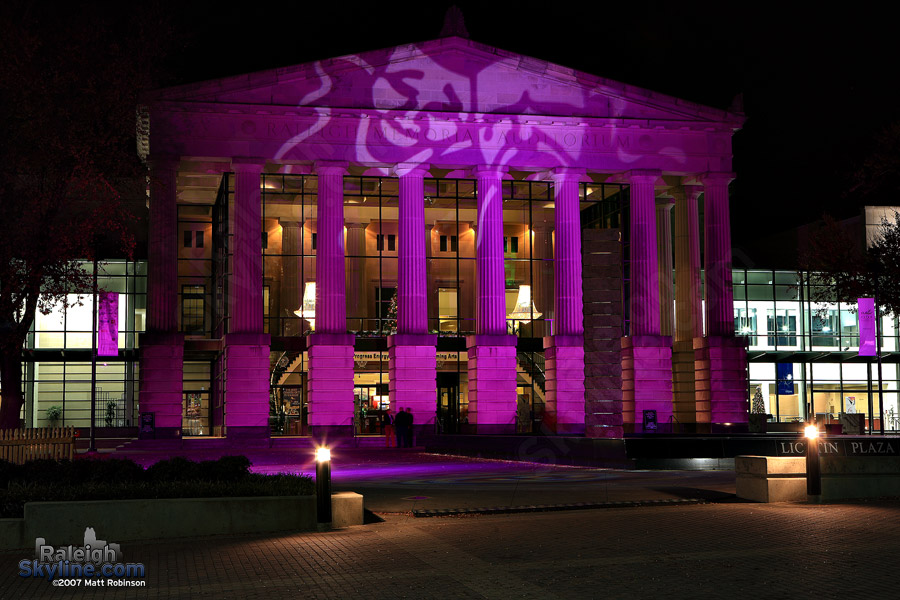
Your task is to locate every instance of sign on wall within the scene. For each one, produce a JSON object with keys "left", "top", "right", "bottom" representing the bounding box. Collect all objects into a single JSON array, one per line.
[
  {"left": 858, "top": 297, "right": 877, "bottom": 357},
  {"left": 97, "top": 291, "right": 119, "bottom": 357}
]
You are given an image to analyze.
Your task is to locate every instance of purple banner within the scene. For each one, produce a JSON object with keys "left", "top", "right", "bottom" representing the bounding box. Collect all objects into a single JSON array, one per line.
[
  {"left": 97, "top": 291, "right": 119, "bottom": 357},
  {"left": 858, "top": 297, "right": 876, "bottom": 357}
]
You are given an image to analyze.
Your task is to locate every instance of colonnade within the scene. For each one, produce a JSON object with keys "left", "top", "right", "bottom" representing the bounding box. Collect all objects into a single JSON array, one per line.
[{"left": 139, "top": 158, "right": 745, "bottom": 439}]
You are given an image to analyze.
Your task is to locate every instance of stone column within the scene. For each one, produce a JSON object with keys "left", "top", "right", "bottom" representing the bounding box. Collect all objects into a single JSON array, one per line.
[
  {"left": 425, "top": 224, "right": 438, "bottom": 330},
  {"left": 307, "top": 162, "right": 355, "bottom": 439},
  {"left": 543, "top": 169, "right": 585, "bottom": 434},
  {"left": 621, "top": 170, "right": 673, "bottom": 431},
  {"left": 672, "top": 185, "right": 703, "bottom": 425},
  {"left": 139, "top": 155, "right": 184, "bottom": 439},
  {"left": 223, "top": 159, "right": 270, "bottom": 440},
  {"left": 280, "top": 218, "right": 302, "bottom": 336},
  {"left": 344, "top": 221, "right": 368, "bottom": 330},
  {"left": 656, "top": 196, "right": 675, "bottom": 337},
  {"left": 467, "top": 165, "right": 517, "bottom": 434},
  {"left": 694, "top": 172, "right": 747, "bottom": 429},
  {"left": 389, "top": 164, "right": 437, "bottom": 439}
]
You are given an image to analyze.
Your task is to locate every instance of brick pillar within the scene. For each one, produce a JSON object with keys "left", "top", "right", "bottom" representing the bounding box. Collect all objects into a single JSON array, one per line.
[
  {"left": 583, "top": 230, "right": 624, "bottom": 438},
  {"left": 139, "top": 155, "right": 184, "bottom": 439},
  {"left": 467, "top": 165, "right": 517, "bottom": 434},
  {"left": 695, "top": 172, "right": 748, "bottom": 430},
  {"left": 224, "top": 159, "right": 270, "bottom": 440},
  {"left": 673, "top": 185, "right": 703, "bottom": 425},
  {"left": 389, "top": 164, "right": 436, "bottom": 439},
  {"left": 308, "top": 162, "right": 355, "bottom": 439},
  {"left": 544, "top": 168, "right": 585, "bottom": 434}
]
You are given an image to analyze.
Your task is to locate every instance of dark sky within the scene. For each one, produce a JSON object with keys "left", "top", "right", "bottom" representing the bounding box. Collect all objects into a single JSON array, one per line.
[{"left": 164, "top": 1, "right": 900, "bottom": 245}]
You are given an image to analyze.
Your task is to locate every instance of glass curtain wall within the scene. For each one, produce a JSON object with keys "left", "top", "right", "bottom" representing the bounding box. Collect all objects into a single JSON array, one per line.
[
  {"left": 22, "top": 260, "right": 146, "bottom": 427},
  {"left": 734, "top": 268, "right": 900, "bottom": 431}
]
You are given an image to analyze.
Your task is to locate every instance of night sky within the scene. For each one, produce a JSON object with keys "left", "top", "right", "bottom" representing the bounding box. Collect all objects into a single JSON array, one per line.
[{"left": 159, "top": 2, "right": 900, "bottom": 246}]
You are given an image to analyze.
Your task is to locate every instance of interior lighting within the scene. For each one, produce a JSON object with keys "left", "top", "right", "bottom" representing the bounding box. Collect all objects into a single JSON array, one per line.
[
  {"left": 293, "top": 282, "right": 316, "bottom": 330},
  {"left": 507, "top": 285, "right": 541, "bottom": 332}
]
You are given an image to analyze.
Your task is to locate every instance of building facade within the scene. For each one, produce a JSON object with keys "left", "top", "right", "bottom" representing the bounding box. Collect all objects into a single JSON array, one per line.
[{"left": 128, "top": 36, "right": 748, "bottom": 440}]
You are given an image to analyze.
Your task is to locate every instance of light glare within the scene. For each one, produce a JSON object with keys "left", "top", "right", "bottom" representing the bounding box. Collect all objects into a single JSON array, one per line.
[
  {"left": 316, "top": 447, "right": 331, "bottom": 462},
  {"left": 804, "top": 425, "right": 819, "bottom": 439}
]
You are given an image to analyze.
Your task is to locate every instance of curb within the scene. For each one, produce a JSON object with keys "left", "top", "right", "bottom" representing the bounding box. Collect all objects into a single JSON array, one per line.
[{"left": 412, "top": 498, "right": 707, "bottom": 517}]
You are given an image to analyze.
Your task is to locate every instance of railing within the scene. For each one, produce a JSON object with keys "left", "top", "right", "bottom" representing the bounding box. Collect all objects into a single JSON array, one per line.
[
  {"left": 0, "top": 427, "right": 76, "bottom": 464},
  {"left": 517, "top": 351, "right": 545, "bottom": 394}
]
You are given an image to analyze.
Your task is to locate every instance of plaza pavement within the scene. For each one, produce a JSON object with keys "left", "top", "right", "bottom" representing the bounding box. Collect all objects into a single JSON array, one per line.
[{"left": 4, "top": 443, "right": 900, "bottom": 598}]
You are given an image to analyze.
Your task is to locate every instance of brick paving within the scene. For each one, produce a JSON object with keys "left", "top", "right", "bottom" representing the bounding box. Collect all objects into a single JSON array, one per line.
[{"left": 4, "top": 499, "right": 900, "bottom": 599}]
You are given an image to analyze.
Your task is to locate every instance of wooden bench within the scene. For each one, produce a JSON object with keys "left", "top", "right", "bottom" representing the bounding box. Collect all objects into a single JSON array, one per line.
[{"left": 0, "top": 428, "right": 76, "bottom": 464}]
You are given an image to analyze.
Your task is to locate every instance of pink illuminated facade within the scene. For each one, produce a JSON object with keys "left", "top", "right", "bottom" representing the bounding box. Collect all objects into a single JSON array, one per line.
[{"left": 137, "top": 35, "right": 747, "bottom": 440}]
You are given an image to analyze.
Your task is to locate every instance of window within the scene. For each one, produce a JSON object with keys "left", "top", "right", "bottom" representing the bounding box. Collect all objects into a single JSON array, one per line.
[
  {"left": 195, "top": 230, "right": 204, "bottom": 248},
  {"left": 311, "top": 233, "right": 317, "bottom": 251},
  {"left": 377, "top": 234, "right": 385, "bottom": 251},
  {"left": 261, "top": 231, "right": 268, "bottom": 250},
  {"left": 767, "top": 309, "right": 797, "bottom": 347},
  {"left": 440, "top": 235, "right": 447, "bottom": 252},
  {"left": 182, "top": 285, "right": 205, "bottom": 334},
  {"left": 375, "top": 287, "right": 396, "bottom": 331},
  {"left": 439, "top": 235, "right": 457, "bottom": 252},
  {"left": 504, "top": 236, "right": 518, "bottom": 254},
  {"left": 450, "top": 235, "right": 457, "bottom": 252},
  {"left": 184, "top": 230, "right": 193, "bottom": 248},
  {"left": 388, "top": 234, "right": 396, "bottom": 251}
]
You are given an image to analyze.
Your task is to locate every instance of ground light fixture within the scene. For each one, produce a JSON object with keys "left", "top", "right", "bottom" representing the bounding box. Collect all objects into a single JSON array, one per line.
[
  {"left": 805, "top": 425, "right": 822, "bottom": 502},
  {"left": 316, "top": 447, "right": 332, "bottom": 523}
]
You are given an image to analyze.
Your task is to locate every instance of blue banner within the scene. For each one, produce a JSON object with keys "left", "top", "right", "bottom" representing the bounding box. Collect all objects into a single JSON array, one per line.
[{"left": 776, "top": 363, "right": 794, "bottom": 395}]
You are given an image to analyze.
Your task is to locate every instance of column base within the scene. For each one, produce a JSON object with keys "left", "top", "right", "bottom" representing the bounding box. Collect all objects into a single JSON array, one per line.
[
  {"left": 621, "top": 335, "right": 673, "bottom": 432},
  {"left": 466, "top": 335, "right": 517, "bottom": 434},
  {"left": 138, "top": 332, "right": 184, "bottom": 435},
  {"left": 223, "top": 333, "right": 271, "bottom": 434},
  {"left": 544, "top": 336, "right": 585, "bottom": 435},
  {"left": 388, "top": 334, "right": 437, "bottom": 431},
  {"left": 694, "top": 336, "right": 749, "bottom": 425},
  {"left": 672, "top": 339, "right": 697, "bottom": 425},
  {"left": 308, "top": 333, "right": 355, "bottom": 430}
]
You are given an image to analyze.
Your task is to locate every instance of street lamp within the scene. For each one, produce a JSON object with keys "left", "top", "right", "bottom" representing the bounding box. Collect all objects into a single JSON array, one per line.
[
  {"left": 316, "top": 447, "right": 332, "bottom": 523},
  {"left": 805, "top": 424, "right": 822, "bottom": 502}
]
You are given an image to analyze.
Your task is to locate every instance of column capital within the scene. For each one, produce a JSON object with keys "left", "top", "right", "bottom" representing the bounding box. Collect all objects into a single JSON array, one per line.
[
  {"left": 313, "top": 161, "right": 349, "bottom": 176},
  {"left": 681, "top": 184, "right": 703, "bottom": 199},
  {"left": 392, "top": 163, "right": 431, "bottom": 178},
  {"left": 655, "top": 195, "right": 675, "bottom": 209},
  {"left": 550, "top": 167, "right": 588, "bottom": 182},
  {"left": 625, "top": 169, "right": 663, "bottom": 184},
  {"left": 473, "top": 164, "right": 510, "bottom": 178},
  {"left": 231, "top": 157, "right": 266, "bottom": 173},
  {"left": 699, "top": 172, "right": 735, "bottom": 185},
  {"left": 345, "top": 221, "right": 368, "bottom": 230}
]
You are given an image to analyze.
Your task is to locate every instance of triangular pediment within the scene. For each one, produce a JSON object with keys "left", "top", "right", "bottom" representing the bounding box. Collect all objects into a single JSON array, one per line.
[{"left": 152, "top": 38, "right": 741, "bottom": 126}]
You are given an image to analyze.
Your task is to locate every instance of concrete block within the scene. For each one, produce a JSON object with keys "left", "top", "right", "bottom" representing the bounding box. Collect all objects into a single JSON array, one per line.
[{"left": 331, "top": 492, "right": 364, "bottom": 528}]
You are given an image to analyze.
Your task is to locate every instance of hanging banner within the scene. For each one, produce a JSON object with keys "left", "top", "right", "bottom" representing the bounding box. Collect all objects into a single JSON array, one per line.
[
  {"left": 776, "top": 363, "right": 794, "bottom": 395},
  {"left": 858, "top": 297, "right": 877, "bottom": 357},
  {"left": 97, "top": 291, "right": 119, "bottom": 356}
]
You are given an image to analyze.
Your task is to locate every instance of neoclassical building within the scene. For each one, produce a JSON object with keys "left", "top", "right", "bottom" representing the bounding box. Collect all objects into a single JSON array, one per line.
[{"left": 135, "top": 34, "right": 747, "bottom": 440}]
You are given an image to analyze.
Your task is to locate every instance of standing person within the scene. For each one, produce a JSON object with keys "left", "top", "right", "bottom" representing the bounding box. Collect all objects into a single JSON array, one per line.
[
  {"left": 382, "top": 409, "right": 394, "bottom": 447},
  {"left": 395, "top": 407, "right": 408, "bottom": 448},
  {"left": 404, "top": 407, "right": 414, "bottom": 448}
]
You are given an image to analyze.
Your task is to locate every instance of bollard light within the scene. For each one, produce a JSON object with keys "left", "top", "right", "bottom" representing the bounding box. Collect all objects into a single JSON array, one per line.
[
  {"left": 315, "top": 446, "right": 332, "bottom": 523},
  {"left": 805, "top": 424, "right": 822, "bottom": 501}
]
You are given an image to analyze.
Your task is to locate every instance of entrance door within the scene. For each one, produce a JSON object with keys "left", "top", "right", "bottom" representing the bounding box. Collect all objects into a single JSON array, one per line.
[{"left": 437, "top": 372, "right": 460, "bottom": 434}]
